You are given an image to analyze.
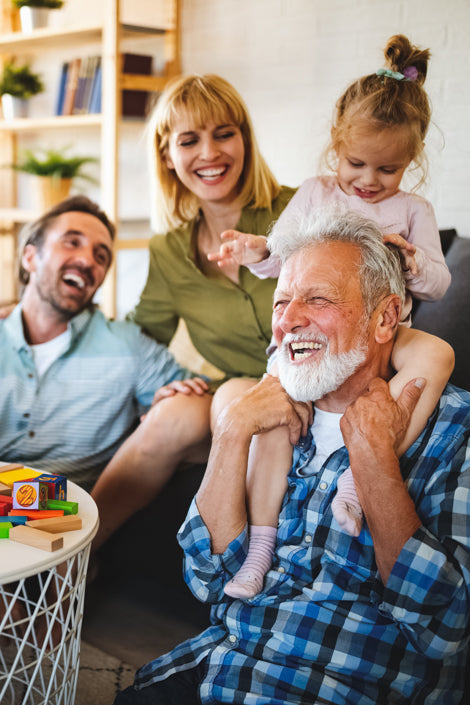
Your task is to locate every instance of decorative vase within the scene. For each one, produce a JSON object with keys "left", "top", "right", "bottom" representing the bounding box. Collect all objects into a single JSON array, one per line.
[
  {"left": 33, "top": 176, "right": 72, "bottom": 210},
  {"left": 1, "top": 94, "right": 28, "bottom": 120},
  {"left": 19, "top": 7, "right": 50, "bottom": 33}
]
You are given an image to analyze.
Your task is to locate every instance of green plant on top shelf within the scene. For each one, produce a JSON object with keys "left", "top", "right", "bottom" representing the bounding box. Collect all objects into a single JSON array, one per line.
[
  {"left": 12, "top": 147, "right": 98, "bottom": 182},
  {"left": 0, "top": 60, "right": 44, "bottom": 98},
  {"left": 12, "top": 0, "right": 64, "bottom": 9}
]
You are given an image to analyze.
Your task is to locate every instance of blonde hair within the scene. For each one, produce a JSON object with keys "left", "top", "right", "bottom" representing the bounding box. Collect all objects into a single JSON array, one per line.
[
  {"left": 324, "top": 35, "right": 432, "bottom": 189},
  {"left": 148, "top": 74, "right": 280, "bottom": 232}
]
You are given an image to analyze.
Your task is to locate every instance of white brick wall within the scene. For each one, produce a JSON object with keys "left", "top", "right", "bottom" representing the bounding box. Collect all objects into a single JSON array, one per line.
[{"left": 180, "top": 0, "right": 470, "bottom": 235}]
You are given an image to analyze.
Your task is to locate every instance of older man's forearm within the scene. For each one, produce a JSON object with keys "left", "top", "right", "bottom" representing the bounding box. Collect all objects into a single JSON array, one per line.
[
  {"left": 196, "top": 420, "right": 252, "bottom": 555},
  {"left": 349, "top": 439, "right": 421, "bottom": 583}
]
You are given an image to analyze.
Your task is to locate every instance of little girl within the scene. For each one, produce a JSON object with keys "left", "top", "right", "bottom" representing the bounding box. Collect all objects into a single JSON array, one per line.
[{"left": 209, "top": 34, "right": 455, "bottom": 600}]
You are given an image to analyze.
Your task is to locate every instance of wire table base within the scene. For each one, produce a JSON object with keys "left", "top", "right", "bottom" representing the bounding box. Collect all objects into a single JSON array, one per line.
[{"left": 0, "top": 544, "right": 91, "bottom": 705}]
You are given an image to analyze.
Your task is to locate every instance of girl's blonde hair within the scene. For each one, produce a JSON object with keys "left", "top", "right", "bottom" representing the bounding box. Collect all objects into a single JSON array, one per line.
[
  {"left": 325, "top": 35, "right": 432, "bottom": 189},
  {"left": 148, "top": 74, "right": 280, "bottom": 232}
]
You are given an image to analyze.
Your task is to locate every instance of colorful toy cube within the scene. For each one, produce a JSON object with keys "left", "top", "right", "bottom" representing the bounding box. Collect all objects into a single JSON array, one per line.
[
  {"left": 12, "top": 480, "right": 49, "bottom": 511},
  {"left": 35, "top": 474, "right": 67, "bottom": 501}
]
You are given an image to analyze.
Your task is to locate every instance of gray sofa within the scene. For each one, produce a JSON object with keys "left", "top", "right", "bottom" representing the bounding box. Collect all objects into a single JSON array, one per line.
[{"left": 89, "top": 229, "right": 470, "bottom": 698}]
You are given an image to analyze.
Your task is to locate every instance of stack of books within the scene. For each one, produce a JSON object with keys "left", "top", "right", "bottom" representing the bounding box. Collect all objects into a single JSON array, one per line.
[
  {"left": 55, "top": 53, "right": 153, "bottom": 118},
  {"left": 55, "top": 56, "right": 102, "bottom": 116}
]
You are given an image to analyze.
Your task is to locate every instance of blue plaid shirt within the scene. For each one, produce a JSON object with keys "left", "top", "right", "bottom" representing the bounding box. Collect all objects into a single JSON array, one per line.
[
  {"left": 0, "top": 305, "right": 190, "bottom": 490},
  {"left": 136, "top": 384, "right": 470, "bottom": 704}
]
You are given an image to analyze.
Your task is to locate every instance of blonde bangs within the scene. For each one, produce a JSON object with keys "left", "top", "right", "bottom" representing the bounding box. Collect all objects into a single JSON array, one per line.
[{"left": 150, "top": 74, "right": 280, "bottom": 230}]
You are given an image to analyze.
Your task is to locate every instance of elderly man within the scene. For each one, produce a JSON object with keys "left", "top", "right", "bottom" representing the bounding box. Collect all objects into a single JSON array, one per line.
[
  {"left": 0, "top": 195, "right": 206, "bottom": 493},
  {"left": 116, "top": 206, "right": 470, "bottom": 705}
]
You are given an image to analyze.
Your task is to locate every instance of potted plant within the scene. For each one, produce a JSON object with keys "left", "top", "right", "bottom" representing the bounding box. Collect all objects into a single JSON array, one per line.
[
  {"left": 12, "top": 0, "right": 65, "bottom": 33},
  {"left": 12, "top": 146, "right": 98, "bottom": 209},
  {"left": 0, "top": 60, "right": 44, "bottom": 119}
]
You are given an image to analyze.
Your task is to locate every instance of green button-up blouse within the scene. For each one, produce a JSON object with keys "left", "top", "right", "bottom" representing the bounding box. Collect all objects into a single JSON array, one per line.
[{"left": 130, "top": 186, "right": 296, "bottom": 379}]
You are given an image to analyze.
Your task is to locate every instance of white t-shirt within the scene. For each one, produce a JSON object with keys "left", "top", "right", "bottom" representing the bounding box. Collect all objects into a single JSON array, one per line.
[
  {"left": 297, "top": 406, "right": 344, "bottom": 477},
  {"left": 31, "top": 329, "right": 71, "bottom": 379}
]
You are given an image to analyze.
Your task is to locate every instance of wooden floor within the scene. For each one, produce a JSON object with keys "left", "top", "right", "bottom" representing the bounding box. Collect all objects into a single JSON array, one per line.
[{"left": 82, "top": 571, "right": 209, "bottom": 669}]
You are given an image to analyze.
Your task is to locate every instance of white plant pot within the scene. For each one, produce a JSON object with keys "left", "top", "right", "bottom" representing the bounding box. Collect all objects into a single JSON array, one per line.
[
  {"left": 1, "top": 94, "right": 28, "bottom": 120},
  {"left": 19, "top": 7, "right": 50, "bottom": 33}
]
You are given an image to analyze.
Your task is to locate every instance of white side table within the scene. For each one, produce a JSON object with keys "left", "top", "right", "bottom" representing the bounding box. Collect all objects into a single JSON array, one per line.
[{"left": 0, "top": 467, "right": 99, "bottom": 705}]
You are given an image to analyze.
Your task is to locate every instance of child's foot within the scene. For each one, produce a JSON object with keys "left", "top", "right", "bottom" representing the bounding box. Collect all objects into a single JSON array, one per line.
[
  {"left": 224, "top": 525, "right": 277, "bottom": 599},
  {"left": 331, "top": 500, "right": 362, "bottom": 537},
  {"left": 331, "top": 467, "right": 363, "bottom": 537},
  {"left": 224, "top": 570, "right": 264, "bottom": 599}
]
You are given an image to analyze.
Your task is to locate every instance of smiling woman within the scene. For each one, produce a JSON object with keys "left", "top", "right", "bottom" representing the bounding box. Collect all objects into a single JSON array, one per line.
[{"left": 89, "top": 73, "right": 296, "bottom": 553}]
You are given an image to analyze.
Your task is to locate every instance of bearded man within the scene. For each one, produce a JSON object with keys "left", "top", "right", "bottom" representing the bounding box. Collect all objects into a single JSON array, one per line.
[{"left": 115, "top": 206, "right": 470, "bottom": 705}]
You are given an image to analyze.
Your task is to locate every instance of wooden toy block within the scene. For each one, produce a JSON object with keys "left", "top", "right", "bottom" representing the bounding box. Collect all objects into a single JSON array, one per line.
[
  {"left": 0, "top": 482, "right": 11, "bottom": 495},
  {"left": 0, "top": 463, "right": 24, "bottom": 473},
  {"left": 0, "top": 522, "right": 13, "bottom": 538},
  {"left": 35, "top": 474, "right": 67, "bottom": 500},
  {"left": 9, "top": 524, "right": 64, "bottom": 552},
  {"left": 9, "top": 508, "right": 64, "bottom": 520},
  {"left": 0, "top": 504, "right": 7, "bottom": 517},
  {"left": 0, "top": 515, "right": 28, "bottom": 524},
  {"left": 47, "top": 499, "right": 78, "bottom": 515},
  {"left": 0, "top": 495, "right": 13, "bottom": 507},
  {"left": 13, "top": 480, "right": 48, "bottom": 511},
  {"left": 0, "top": 468, "right": 42, "bottom": 487},
  {"left": 27, "top": 515, "right": 82, "bottom": 533}
]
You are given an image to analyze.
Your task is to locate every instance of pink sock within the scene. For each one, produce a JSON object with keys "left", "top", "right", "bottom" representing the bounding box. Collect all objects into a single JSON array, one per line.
[
  {"left": 331, "top": 466, "right": 363, "bottom": 537},
  {"left": 224, "top": 525, "right": 277, "bottom": 599}
]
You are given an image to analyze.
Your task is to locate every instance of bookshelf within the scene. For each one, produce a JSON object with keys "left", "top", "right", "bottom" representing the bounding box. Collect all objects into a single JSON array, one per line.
[{"left": 0, "top": 0, "right": 180, "bottom": 317}]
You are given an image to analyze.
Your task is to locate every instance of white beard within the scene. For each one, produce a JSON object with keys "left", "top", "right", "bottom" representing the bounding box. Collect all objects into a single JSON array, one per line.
[{"left": 277, "top": 333, "right": 367, "bottom": 402}]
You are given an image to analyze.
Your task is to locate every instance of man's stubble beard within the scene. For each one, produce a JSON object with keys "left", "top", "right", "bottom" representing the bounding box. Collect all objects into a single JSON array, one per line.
[{"left": 277, "top": 332, "right": 368, "bottom": 403}]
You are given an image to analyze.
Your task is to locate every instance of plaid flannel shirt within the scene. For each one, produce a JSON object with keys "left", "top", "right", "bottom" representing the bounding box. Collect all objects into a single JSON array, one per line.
[{"left": 136, "top": 384, "right": 470, "bottom": 704}]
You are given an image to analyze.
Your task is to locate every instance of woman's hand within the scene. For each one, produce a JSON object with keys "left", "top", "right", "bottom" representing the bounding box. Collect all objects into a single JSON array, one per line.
[
  {"left": 207, "top": 230, "right": 269, "bottom": 268},
  {"left": 151, "top": 377, "right": 209, "bottom": 405},
  {"left": 140, "top": 377, "right": 209, "bottom": 421}
]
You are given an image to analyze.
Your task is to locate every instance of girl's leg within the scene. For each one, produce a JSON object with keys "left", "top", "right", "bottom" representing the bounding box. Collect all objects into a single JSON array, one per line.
[
  {"left": 331, "top": 468, "right": 363, "bottom": 537},
  {"left": 211, "top": 377, "right": 293, "bottom": 599},
  {"left": 224, "top": 426, "right": 292, "bottom": 599}
]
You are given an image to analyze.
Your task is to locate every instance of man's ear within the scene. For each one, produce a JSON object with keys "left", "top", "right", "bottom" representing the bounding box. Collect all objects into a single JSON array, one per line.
[
  {"left": 374, "top": 294, "right": 401, "bottom": 344},
  {"left": 21, "top": 244, "right": 37, "bottom": 276}
]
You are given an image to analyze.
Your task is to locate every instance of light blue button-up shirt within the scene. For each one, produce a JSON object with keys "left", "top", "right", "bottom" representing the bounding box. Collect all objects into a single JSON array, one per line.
[{"left": 0, "top": 305, "right": 191, "bottom": 490}]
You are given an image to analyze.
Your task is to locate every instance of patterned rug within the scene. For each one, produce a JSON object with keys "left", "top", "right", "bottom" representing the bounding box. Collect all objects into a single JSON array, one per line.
[{"left": 76, "top": 641, "right": 135, "bottom": 705}]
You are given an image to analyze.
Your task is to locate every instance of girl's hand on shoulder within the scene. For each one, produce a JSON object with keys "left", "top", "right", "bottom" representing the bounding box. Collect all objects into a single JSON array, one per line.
[
  {"left": 207, "top": 230, "right": 269, "bottom": 267},
  {"left": 383, "top": 233, "right": 418, "bottom": 275}
]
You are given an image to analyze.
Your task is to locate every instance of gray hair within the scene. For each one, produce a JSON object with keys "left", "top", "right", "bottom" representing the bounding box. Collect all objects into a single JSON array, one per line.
[{"left": 268, "top": 203, "right": 406, "bottom": 316}]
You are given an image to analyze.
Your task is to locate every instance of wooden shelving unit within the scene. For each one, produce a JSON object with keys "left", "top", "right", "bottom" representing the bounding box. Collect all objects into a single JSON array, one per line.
[{"left": 0, "top": 0, "right": 180, "bottom": 316}]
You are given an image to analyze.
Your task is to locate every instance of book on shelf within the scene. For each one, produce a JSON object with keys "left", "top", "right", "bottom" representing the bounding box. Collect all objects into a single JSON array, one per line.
[
  {"left": 79, "top": 56, "right": 99, "bottom": 114},
  {"left": 61, "top": 57, "right": 81, "bottom": 116},
  {"left": 88, "top": 58, "right": 102, "bottom": 114},
  {"left": 122, "top": 53, "right": 153, "bottom": 118},
  {"left": 55, "top": 61, "right": 69, "bottom": 116}
]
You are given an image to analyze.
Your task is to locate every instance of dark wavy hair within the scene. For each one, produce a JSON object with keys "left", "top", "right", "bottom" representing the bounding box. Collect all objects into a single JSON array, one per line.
[{"left": 18, "top": 195, "right": 115, "bottom": 285}]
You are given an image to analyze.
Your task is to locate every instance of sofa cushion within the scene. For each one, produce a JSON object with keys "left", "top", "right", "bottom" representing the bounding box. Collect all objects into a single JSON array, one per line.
[{"left": 413, "top": 235, "right": 470, "bottom": 391}]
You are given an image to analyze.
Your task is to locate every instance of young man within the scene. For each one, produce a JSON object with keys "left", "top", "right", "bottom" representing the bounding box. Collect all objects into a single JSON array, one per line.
[{"left": 0, "top": 195, "right": 206, "bottom": 493}]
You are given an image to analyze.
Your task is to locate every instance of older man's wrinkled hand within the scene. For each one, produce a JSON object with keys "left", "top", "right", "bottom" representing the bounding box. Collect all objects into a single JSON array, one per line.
[{"left": 220, "top": 373, "right": 313, "bottom": 446}]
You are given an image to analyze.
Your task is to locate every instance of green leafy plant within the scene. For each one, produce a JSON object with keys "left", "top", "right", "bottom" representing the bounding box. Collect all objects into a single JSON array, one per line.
[
  {"left": 12, "top": 0, "right": 64, "bottom": 9},
  {"left": 0, "top": 60, "right": 44, "bottom": 98},
  {"left": 12, "top": 147, "right": 98, "bottom": 182}
]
